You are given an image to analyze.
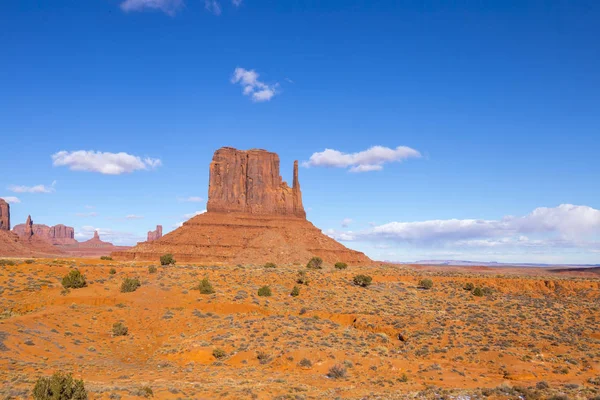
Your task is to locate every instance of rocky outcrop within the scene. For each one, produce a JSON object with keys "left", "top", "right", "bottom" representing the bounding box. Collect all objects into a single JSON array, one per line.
[
  {"left": 0, "top": 199, "right": 9, "bottom": 231},
  {"left": 114, "top": 147, "right": 371, "bottom": 266},
  {"left": 80, "top": 231, "right": 115, "bottom": 248},
  {"left": 147, "top": 225, "right": 163, "bottom": 242},
  {"left": 13, "top": 222, "right": 76, "bottom": 245},
  {"left": 24, "top": 216, "right": 34, "bottom": 238},
  {"left": 207, "top": 147, "right": 306, "bottom": 218}
]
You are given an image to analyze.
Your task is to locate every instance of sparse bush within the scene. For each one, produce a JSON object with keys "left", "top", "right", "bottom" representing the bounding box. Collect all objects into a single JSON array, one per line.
[
  {"left": 418, "top": 278, "right": 433, "bottom": 289},
  {"left": 120, "top": 277, "right": 141, "bottom": 293},
  {"left": 100, "top": 256, "right": 112, "bottom": 261},
  {"left": 148, "top": 265, "right": 157, "bottom": 274},
  {"left": 399, "top": 373, "right": 409, "bottom": 382},
  {"left": 32, "top": 371, "right": 87, "bottom": 400},
  {"left": 0, "top": 259, "right": 16, "bottom": 266},
  {"left": 298, "top": 358, "right": 312, "bottom": 368},
  {"left": 473, "top": 287, "right": 484, "bottom": 297},
  {"left": 112, "top": 322, "right": 128, "bottom": 337},
  {"left": 25, "top": 259, "right": 35, "bottom": 264},
  {"left": 258, "top": 285, "right": 272, "bottom": 297},
  {"left": 290, "top": 285, "right": 300, "bottom": 297},
  {"left": 353, "top": 274, "right": 372, "bottom": 287},
  {"left": 160, "top": 253, "right": 175, "bottom": 266},
  {"left": 296, "top": 271, "right": 309, "bottom": 285},
  {"left": 482, "top": 287, "right": 493, "bottom": 296},
  {"left": 327, "top": 364, "right": 347, "bottom": 379},
  {"left": 264, "top": 262, "right": 276, "bottom": 268},
  {"left": 212, "top": 348, "right": 226, "bottom": 359},
  {"left": 536, "top": 381, "right": 550, "bottom": 389},
  {"left": 109, "top": 268, "right": 116, "bottom": 275},
  {"left": 464, "top": 282, "right": 474, "bottom": 291},
  {"left": 334, "top": 262, "right": 348, "bottom": 270},
  {"left": 306, "top": 256, "right": 323, "bottom": 269},
  {"left": 256, "top": 350, "right": 271, "bottom": 364},
  {"left": 196, "top": 277, "right": 215, "bottom": 294},
  {"left": 138, "top": 386, "right": 153, "bottom": 398},
  {"left": 62, "top": 269, "right": 87, "bottom": 289}
]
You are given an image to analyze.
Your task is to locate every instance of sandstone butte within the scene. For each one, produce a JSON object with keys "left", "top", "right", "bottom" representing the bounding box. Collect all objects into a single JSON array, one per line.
[
  {"left": 13, "top": 221, "right": 77, "bottom": 245},
  {"left": 113, "top": 147, "right": 372, "bottom": 265},
  {"left": 0, "top": 212, "right": 66, "bottom": 257},
  {"left": 0, "top": 198, "right": 9, "bottom": 231},
  {"left": 147, "top": 225, "right": 163, "bottom": 242}
]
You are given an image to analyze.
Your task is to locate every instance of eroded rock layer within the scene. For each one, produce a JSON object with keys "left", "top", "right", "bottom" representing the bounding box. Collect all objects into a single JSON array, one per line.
[
  {"left": 0, "top": 199, "right": 9, "bottom": 231},
  {"left": 147, "top": 225, "right": 163, "bottom": 242},
  {"left": 13, "top": 222, "right": 76, "bottom": 245}
]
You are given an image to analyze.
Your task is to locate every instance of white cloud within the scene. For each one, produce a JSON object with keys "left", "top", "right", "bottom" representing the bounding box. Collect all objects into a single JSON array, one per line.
[
  {"left": 303, "top": 145, "right": 421, "bottom": 172},
  {"left": 205, "top": 0, "right": 222, "bottom": 15},
  {"left": 0, "top": 196, "right": 20, "bottom": 204},
  {"left": 178, "top": 196, "right": 204, "bottom": 202},
  {"left": 120, "top": 0, "right": 184, "bottom": 15},
  {"left": 174, "top": 210, "right": 206, "bottom": 228},
  {"left": 75, "top": 212, "right": 98, "bottom": 218},
  {"left": 85, "top": 205, "right": 95, "bottom": 209},
  {"left": 341, "top": 218, "right": 353, "bottom": 228},
  {"left": 232, "top": 0, "right": 243, "bottom": 6},
  {"left": 231, "top": 67, "right": 279, "bottom": 102},
  {"left": 8, "top": 183, "right": 55, "bottom": 194},
  {"left": 52, "top": 150, "right": 162, "bottom": 175},
  {"left": 76, "top": 226, "right": 143, "bottom": 246},
  {"left": 125, "top": 214, "right": 144, "bottom": 220}
]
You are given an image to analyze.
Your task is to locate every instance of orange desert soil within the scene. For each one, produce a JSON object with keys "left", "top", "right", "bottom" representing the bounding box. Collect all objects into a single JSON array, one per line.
[{"left": 0, "top": 259, "right": 599, "bottom": 399}]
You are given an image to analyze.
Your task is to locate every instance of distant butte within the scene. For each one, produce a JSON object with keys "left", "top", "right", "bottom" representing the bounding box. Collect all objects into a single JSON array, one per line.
[{"left": 113, "top": 147, "right": 372, "bottom": 265}]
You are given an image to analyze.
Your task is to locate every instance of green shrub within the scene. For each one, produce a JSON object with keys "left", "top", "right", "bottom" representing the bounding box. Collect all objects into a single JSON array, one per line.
[
  {"left": 0, "top": 259, "right": 16, "bottom": 266},
  {"left": 399, "top": 373, "right": 409, "bottom": 382},
  {"left": 264, "top": 262, "right": 277, "bottom": 268},
  {"left": 327, "top": 364, "right": 347, "bottom": 379},
  {"left": 334, "top": 262, "right": 348, "bottom": 270},
  {"left": 212, "top": 348, "right": 227, "bottom": 359},
  {"left": 473, "top": 287, "right": 484, "bottom": 297},
  {"left": 148, "top": 265, "right": 157, "bottom": 274},
  {"left": 25, "top": 259, "right": 35, "bottom": 264},
  {"left": 418, "top": 278, "right": 433, "bottom": 289},
  {"left": 109, "top": 268, "right": 116, "bottom": 275},
  {"left": 100, "top": 256, "right": 112, "bottom": 261},
  {"left": 296, "top": 271, "right": 309, "bottom": 285},
  {"left": 290, "top": 285, "right": 300, "bottom": 297},
  {"left": 298, "top": 358, "right": 312, "bottom": 368},
  {"left": 196, "top": 277, "right": 215, "bottom": 294},
  {"left": 120, "top": 277, "right": 141, "bottom": 293},
  {"left": 258, "top": 285, "right": 272, "bottom": 297},
  {"left": 62, "top": 269, "right": 87, "bottom": 289},
  {"left": 32, "top": 371, "right": 87, "bottom": 400},
  {"left": 464, "top": 282, "right": 474, "bottom": 291},
  {"left": 306, "top": 256, "right": 323, "bottom": 269},
  {"left": 353, "top": 274, "right": 372, "bottom": 287},
  {"left": 112, "top": 322, "right": 128, "bottom": 337},
  {"left": 160, "top": 254, "right": 175, "bottom": 266},
  {"left": 138, "top": 386, "right": 153, "bottom": 398}
]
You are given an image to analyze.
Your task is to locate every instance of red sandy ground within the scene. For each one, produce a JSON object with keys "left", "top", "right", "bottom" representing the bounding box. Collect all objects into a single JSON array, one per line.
[{"left": 0, "top": 259, "right": 599, "bottom": 399}]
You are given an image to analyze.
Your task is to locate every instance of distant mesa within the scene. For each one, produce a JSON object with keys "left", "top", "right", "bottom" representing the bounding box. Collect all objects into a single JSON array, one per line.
[
  {"left": 147, "top": 225, "right": 163, "bottom": 242},
  {"left": 13, "top": 219, "right": 77, "bottom": 245},
  {"left": 79, "top": 230, "right": 115, "bottom": 249},
  {"left": 114, "top": 147, "right": 371, "bottom": 265}
]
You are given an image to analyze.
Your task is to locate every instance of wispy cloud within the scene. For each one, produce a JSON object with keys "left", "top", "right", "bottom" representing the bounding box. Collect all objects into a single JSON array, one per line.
[
  {"left": 120, "top": 0, "right": 184, "bottom": 16},
  {"left": 205, "top": 0, "right": 222, "bottom": 15},
  {"left": 232, "top": 0, "right": 243, "bottom": 6},
  {"left": 303, "top": 145, "right": 421, "bottom": 172},
  {"left": 178, "top": 196, "right": 204, "bottom": 203},
  {"left": 75, "top": 212, "right": 98, "bottom": 218},
  {"left": 341, "top": 218, "right": 353, "bottom": 228},
  {"left": 125, "top": 214, "right": 145, "bottom": 220},
  {"left": 8, "top": 182, "right": 56, "bottom": 194},
  {"left": 52, "top": 150, "right": 162, "bottom": 175},
  {"left": 231, "top": 67, "right": 279, "bottom": 102},
  {"left": 0, "top": 196, "right": 20, "bottom": 204}
]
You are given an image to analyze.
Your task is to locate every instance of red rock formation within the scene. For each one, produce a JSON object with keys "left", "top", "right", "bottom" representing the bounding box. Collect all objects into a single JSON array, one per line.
[
  {"left": 207, "top": 147, "right": 306, "bottom": 218},
  {"left": 13, "top": 222, "right": 76, "bottom": 245},
  {"left": 24, "top": 215, "right": 34, "bottom": 237},
  {"left": 114, "top": 147, "right": 371, "bottom": 265},
  {"left": 147, "top": 225, "right": 163, "bottom": 242},
  {"left": 0, "top": 199, "right": 9, "bottom": 231},
  {"left": 80, "top": 230, "right": 114, "bottom": 248}
]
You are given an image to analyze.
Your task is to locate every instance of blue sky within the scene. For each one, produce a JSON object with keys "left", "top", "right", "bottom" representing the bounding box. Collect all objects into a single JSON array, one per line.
[{"left": 1, "top": 0, "right": 599, "bottom": 263}]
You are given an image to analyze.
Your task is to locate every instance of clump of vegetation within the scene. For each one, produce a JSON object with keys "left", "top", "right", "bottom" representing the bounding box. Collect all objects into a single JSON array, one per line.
[
  {"left": 327, "top": 364, "right": 347, "bottom": 379},
  {"left": 109, "top": 268, "right": 116, "bottom": 275},
  {"left": 463, "top": 282, "right": 474, "bottom": 291},
  {"left": 138, "top": 386, "right": 153, "bottom": 398},
  {"left": 256, "top": 350, "right": 271, "bottom": 364},
  {"left": 100, "top": 256, "right": 112, "bottom": 261},
  {"left": 32, "top": 371, "right": 87, "bottom": 400},
  {"left": 353, "top": 274, "right": 372, "bottom": 287},
  {"left": 296, "top": 271, "right": 309, "bottom": 285},
  {"left": 148, "top": 265, "right": 157, "bottom": 274},
  {"left": 196, "top": 277, "right": 215, "bottom": 294},
  {"left": 264, "top": 262, "right": 277, "bottom": 268},
  {"left": 334, "top": 262, "right": 348, "bottom": 270},
  {"left": 418, "top": 278, "right": 433, "bottom": 289},
  {"left": 160, "top": 253, "right": 175, "bottom": 266},
  {"left": 112, "top": 322, "right": 128, "bottom": 337},
  {"left": 306, "top": 256, "right": 323, "bottom": 269},
  {"left": 290, "top": 285, "right": 300, "bottom": 297},
  {"left": 472, "top": 287, "right": 484, "bottom": 297},
  {"left": 399, "top": 373, "right": 409, "bottom": 383},
  {"left": 120, "top": 277, "right": 141, "bottom": 293},
  {"left": 258, "top": 285, "right": 272, "bottom": 297},
  {"left": 25, "top": 259, "right": 35, "bottom": 264},
  {"left": 0, "top": 259, "right": 16, "bottom": 266},
  {"left": 298, "top": 358, "right": 313, "bottom": 368},
  {"left": 212, "top": 348, "right": 227, "bottom": 359},
  {"left": 62, "top": 269, "right": 87, "bottom": 289}
]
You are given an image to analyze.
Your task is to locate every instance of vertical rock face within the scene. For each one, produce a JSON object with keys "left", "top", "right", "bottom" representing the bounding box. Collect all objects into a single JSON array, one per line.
[
  {"left": 93, "top": 230, "right": 100, "bottom": 240},
  {"left": 207, "top": 147, "right": 306, "bottom": 218},
  {"left": 147, "top": 225, "right": 163, "bottom": 242},
  {"left": 24, "top": 215, "right": 34, "bottom": 237},
  {"left": 13, "top": 222, "right": 76, "bottom": 244},
  {"left": 0, "top": 199, "right": 9, "bottom": 231}
]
